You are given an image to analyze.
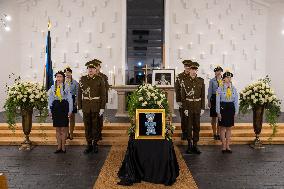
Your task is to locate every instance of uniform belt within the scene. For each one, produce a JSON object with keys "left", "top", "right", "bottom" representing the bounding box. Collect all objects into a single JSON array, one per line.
[
  {"left": 186, "top": 98, "right": 201, "bottom": 102},
  {"left": 83, "top": 97, "right": 100, "bottom": 100}
]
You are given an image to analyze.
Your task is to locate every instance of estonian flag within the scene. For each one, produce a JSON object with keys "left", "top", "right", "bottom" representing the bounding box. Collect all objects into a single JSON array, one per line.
[{"left": 45, "top": 20, "right": 53, "bottom": 91}]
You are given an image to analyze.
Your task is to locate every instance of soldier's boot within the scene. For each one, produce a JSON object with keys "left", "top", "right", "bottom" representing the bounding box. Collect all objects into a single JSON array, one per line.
[
  {"left": 186, "top": 140, "right": 194, "bottom": 154},
  {"left": 181, "top": 132, "right": 188, "bottom": 140},
  {"left": 192, "top": 142, "right": 201, "bottom": 154},
  {"left": 84, "top": 142, "right": 93, "bottom": 154},
  {"left": 93, "top": 141, "right": 99, "bottom": 153}
]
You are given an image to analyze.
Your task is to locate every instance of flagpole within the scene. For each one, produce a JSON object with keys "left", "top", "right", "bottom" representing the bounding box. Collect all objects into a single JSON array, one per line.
[{"left": 43, "top": 65, "right": 46, "bottom": 88}]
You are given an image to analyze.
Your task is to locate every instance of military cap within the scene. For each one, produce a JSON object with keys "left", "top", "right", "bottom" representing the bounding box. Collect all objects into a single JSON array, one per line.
[
  {"left": 64, "top": 66, "right": 72, "bottom": 73},
  {"left": 85, "top": 59, "right": 99, "bottom": 68},
  {"left": 214, "top": 66, "right": 223, "bottom": 72},
  {"left": 182, "top": 59, "right": 194, "bottom": 66},
  {"left": 54, "top": 70, "right": 65, "bottom": 78},
  {"left": 222, "top": 71, "right": 233, "bottom": 79}
]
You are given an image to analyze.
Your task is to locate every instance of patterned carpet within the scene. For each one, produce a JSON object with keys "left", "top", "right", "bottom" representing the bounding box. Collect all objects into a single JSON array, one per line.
[{"left": 93, "top": 145, "right": 198, "bottom": 189}]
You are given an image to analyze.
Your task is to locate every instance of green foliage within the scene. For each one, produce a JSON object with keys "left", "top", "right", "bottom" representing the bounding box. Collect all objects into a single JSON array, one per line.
[
  {"left": 4, "top": 74, "right": 48, "bottom": 130},
  {"left": 239, "top": 76, "right": 281, "bottom": 138},
  {"left": 127, "top": 84, "right": 174, "bottom": 140}
]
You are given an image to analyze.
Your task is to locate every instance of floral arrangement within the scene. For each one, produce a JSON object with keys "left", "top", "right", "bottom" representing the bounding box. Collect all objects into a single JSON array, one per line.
[
  {"left": 4, "top": 76, "right": 48, "bottom": 130},
  {"left": 239, "top": 76, "right": 281, "bottom": 135},
  {"left": 127, "top": 84, "right": 175, "bottom": 140}
]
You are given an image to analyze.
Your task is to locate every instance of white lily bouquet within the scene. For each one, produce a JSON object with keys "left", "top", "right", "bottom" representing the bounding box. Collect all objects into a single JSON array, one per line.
[
  {"left": 239, "top": 76, "right": 281, "bottom": 135},
  {"left": 4, "top": 76, "right": 48, "bottom": 129},
  {"left": 127, "top": 84, "right": 175, "bottom": 140}
]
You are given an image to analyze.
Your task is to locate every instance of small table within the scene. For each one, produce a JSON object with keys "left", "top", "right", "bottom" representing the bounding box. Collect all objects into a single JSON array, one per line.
[{"left": 117, "top": 139, "right": 179, "bottom": 186}]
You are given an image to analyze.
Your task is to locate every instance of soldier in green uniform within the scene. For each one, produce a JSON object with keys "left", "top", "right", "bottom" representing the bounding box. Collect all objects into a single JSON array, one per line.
[
  {"left": 175, "top": 65, "right": 189, "bottom": 140},
  {"left": 95, "top": 60, "right": 109, "bottom": 140},
  {"left": 78, "top": 59, "right": 106, "bottom": 154},
  {"left": 175, "top": 60, "right": 205, "bottom": 154}
]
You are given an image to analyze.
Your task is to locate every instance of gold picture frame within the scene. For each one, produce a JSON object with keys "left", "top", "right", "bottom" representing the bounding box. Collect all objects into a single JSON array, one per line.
[{"left": 135, "top": 109, "right": 166, "bottom": 140}]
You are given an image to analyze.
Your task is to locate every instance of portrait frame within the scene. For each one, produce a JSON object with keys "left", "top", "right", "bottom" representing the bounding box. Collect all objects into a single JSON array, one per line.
[
  {"left": 152, "top": 69, "right": 175, "bottom": 87},
  {"left": 135, "top": 109, "right": 166, "bottom": 140}
]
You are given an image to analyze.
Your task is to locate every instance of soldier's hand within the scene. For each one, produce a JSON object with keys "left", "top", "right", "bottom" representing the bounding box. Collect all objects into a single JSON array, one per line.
[
  {"left": 68, "top": 113, "right": 72, "bottom": 118},
  {"left": 200, "top": 109, "right": 205, "bottom": 116},
  {"left": 208, "top": 102, "right": 211, "bottom": 108},
  {"left": 99, "top": 109, "right": 104, "bottom": 116},
  {"left": 177, "top": 102, "right": 182, "bottom": 108},
  {"left": 184, "top": 110, "right": 189, "bottom": 117}
]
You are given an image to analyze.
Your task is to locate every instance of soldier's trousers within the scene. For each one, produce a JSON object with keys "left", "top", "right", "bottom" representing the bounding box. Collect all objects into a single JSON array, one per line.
[
  {"left": 179, "top": 107, "right": 188, "bottom": 134},
  {"left": 98, "top": 114, "right": 104, "bottom": 140},
  {"left": 83, "top": 112, "right": 100, "bottom": 143},
  {"left": 186, "top": 113, "right": 201, "bottom": 144}
]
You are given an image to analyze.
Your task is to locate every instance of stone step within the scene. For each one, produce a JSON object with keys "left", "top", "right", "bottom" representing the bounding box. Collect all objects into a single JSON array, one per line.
[
  {"left": 0, "top": 129, "right": 282, "bottom": 137},
  {"left": 0, "top": 136, "right": 282, "bottom": 146},
  {"left": 0, "top": 123, "right": 283, "bottom": 131}
]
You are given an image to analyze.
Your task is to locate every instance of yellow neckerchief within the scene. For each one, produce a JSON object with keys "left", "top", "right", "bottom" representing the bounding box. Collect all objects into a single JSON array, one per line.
[
  {"left": 66, "top": 78, "right": 72, "bottom": 86},
  {"left": 55, "top": 84, "right": 63, "bottom": 102},
  {"left": 224, "top": 83, "right": 232, "bottom": 100},
  {"left": 217, "top": 78, "right": 223, "bottom": 87}
]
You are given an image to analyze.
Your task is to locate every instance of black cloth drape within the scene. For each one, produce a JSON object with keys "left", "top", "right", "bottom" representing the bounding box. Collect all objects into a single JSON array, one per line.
[{"left": 118, "top": 139, "right": 179, "bottom": 186}]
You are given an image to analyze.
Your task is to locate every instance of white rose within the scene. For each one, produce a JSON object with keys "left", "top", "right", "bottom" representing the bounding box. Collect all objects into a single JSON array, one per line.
[
  {"left": 139, "top": 97, "right": 143, "bottom": 101},
  {"left": 157, "top": 101, "right": 162, "bottom": 106},
  {"left": 22, "top": 98, "right": 26, "bottom": 102},
  {"left": 30, "top": 99, "right": 34, "bottom": 103},
  {"left": 154, "top": 96, "right": 158, "bottom": 100},
  {"left": 251, "top": 95, "right": 255, "bottom": 99},
  {"left": 151, "top": 93, "right": 155, "bottom": 97}
]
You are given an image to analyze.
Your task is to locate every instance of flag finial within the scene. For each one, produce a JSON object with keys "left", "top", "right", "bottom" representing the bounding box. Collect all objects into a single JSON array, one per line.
[{"left": 48, "top": 20, "right": 51, "bottom": 30}]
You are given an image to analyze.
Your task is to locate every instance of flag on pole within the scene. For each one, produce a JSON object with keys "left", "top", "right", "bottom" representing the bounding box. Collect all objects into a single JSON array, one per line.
[{"left": 45, "top": 20, "right": 53, "bottom": 91}]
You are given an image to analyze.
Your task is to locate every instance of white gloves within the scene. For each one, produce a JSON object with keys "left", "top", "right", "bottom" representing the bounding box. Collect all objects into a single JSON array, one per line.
[
  {"left": 184, "top": 110, "right": 189, "bottom": 117},
  {"left": 78, "top": 110, "right": 83, "bottom": 117},
  {"left": 177, "top": 102, "right": 182, "bottom": 108},
  {"left": 200, "top": 109, "right": 205, "bottom": 116},
  {"left": 99, "top": 109, "right": 104, "bottom": 116}
]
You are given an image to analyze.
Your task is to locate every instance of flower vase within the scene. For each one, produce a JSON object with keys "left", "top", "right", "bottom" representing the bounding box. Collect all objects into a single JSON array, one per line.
[
  {"left": 19, "top": 108, "right": 34, "bottom": 151},
  {"left": 250, "top": 105, "right": 265, "bottom": 149}
]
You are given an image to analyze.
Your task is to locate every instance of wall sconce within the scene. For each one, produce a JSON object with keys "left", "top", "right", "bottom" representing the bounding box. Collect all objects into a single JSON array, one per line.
[{"left": 0, "top": 13, "right": 12, "bottom": 31}]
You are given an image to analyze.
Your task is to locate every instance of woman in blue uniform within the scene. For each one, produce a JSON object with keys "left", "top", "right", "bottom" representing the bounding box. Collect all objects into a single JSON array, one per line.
[
  {"left": 48, "top": 71, "right": 73, "bottom": 153},
  {"left": 208, "top": 66, "right": 223, "bottom": 140},
  {"left": 64, "top": 67, "right": 79, "bottom": 140},
  {"left": 216, "top": 71, "right": 238, "bottom": 153}
]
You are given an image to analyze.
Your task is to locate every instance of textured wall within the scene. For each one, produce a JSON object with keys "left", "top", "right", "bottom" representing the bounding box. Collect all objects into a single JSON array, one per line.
[
  {"left": 266, "top": 1, "right": 284, "bottom": 111},
  {"left": 166, "top": 0, "right": 269, "bottom": 108},
  {"left": 0, "top": 0, "right": 21, "bottom": 111},
  {"left": 17, "top": 0, "right": 124, "bottom": 109}
]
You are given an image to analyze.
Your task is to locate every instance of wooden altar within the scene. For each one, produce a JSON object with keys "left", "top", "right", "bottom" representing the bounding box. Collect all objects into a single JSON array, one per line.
[{"left": 111, "top": 85, "right": 176, "bottom": 118}]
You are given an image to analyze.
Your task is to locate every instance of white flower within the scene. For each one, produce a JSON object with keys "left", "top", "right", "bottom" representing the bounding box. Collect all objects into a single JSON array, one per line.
[
  {"left": 154, "top": 96, "right": 158, "bottom": 100},
  {"left": 251, "top": 95, "right": 255, "bottom": 99},
  {"left": 30, "top": 99, "right": 34, "bottom": 103},
  {"left": 151, "top": 93, "right": 155, "bottom": 97},
  {"left": 22, "top": 98, "right": 26, "bottom": 102},
  {"left": 139, "top": 97, "right": 143, "bottom": 101},
  {"left": 142, "top": 101, "right": 148, "bottom": 106},
  {"left": 157, "top": 101, "right": 162, "bottom": 106}
]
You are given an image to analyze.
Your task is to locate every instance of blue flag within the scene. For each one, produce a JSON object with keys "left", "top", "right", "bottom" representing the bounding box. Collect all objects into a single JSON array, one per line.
[{"left": 45, "top": 28, "right": 53, "bottom": 91}]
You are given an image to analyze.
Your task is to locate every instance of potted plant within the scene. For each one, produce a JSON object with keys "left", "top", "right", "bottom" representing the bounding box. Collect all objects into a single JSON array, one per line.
[
  {"left": 127, "top": 84, "right": 175, "bottom": 140},
  {"left": 4, "top": 76, "right": 48, "bottom": 150},
  {"left": 239, "top": 76, "right": 281, "bottom": 148}
]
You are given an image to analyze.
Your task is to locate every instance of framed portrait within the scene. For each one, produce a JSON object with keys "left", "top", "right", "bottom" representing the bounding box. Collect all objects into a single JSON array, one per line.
[
  {"left": 152, "top": 69, "right": 175, "bottom": 87},
  {"left": 135, "top": 109, "right": 166, "bottom": 140}
]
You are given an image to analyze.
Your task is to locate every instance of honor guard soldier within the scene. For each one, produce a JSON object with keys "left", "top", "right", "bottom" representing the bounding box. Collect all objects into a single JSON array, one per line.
[
  {"left": 94, "top": 60, "right": 109, "bottom": 140},
  {"left": 208, "top": 66, "right": 223, "bottom": 140},
  {"left": 176, "top": 60, "right": 205, "bottom": 154},
  {"left": 78, "top": 59, "right": 106, "bottom": 154}
]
